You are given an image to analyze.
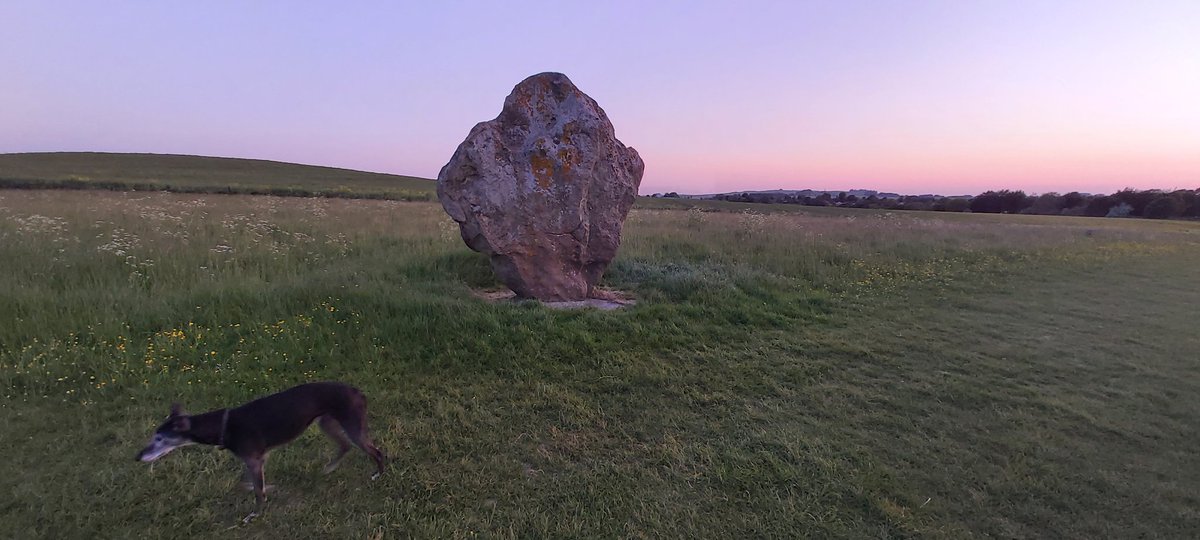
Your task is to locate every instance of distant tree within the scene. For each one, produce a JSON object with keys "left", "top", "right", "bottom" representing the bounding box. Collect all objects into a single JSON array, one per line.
[
  {"left": 1109, "top": 188, "right": 1158, "bottom": 216},
  {"left": 934, "top": 198, "right": 970, "bottom": 212},
  {"left": 1179, "top": 189, "right": 1200, "bottom": 218},
  {"left": 1001, "top": 190, "right": 1032, "bottom": 213},
  {"left": 1084, "top": 195, "right": 1114, "bottom": 217},
  {"left": 970, "top": 192, "right": 1002, "bottom": 213},
  {"left": 971, "top": 190, "right": 1030, "bottom": 213},
  {"left": 663, "top": 192, "right": 680, "bottom": 198},
  {"left": 898, "top": 195, "right": 935, "bottom": 211},
  {"left": 876, "top": 198, "right": 901, "bottom": 210},
  {"left": 1062, "top": 192, "right": 1087, "bottom": 209},
  {"left": 1144, "top": 196, "right": 1184, "bottom": 219},
  {"left": 1026, "top": 192, "right": 1066, "bottom": 215},
  {"left": 806, "top": 195, "right": 830, "bottom": 207}
]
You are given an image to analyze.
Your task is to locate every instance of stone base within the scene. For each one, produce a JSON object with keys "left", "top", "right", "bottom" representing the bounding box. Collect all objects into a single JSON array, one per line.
[{"left": 471, "top": 287, "right": 635, "bottom": 310}]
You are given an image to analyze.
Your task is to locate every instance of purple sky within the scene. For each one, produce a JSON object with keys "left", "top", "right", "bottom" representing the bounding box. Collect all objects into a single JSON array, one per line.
[{"left": 2, "top": 1, "right": 1198, "bottom": 195}]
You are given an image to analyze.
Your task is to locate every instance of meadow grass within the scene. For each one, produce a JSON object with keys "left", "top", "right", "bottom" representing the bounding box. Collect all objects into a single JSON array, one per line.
[{"left": 1, "top": 189, "right": 1198, "bottom": 538}]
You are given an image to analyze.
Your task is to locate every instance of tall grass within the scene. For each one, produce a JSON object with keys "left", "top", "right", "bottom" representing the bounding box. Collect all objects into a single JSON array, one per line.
[
  {"left": 1, "top": 190, "right": 1198, "bottom": 538},
  {"left": 5, "top": 191, "right": 1179, "bottom": 400}
]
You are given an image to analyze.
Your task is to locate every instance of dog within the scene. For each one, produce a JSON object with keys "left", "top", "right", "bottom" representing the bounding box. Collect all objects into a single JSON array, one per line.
[{"left": 136, "top": 381, "right": 386, "bottom": 517}]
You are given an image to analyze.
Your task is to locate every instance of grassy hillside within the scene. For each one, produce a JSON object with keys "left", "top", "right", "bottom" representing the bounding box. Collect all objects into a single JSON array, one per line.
[
  {"left": 0, "top": 152, "right": 435, "bottom": 200},
  {"left": 1, "top": 190, "right": 1198, "bottom": 537}
]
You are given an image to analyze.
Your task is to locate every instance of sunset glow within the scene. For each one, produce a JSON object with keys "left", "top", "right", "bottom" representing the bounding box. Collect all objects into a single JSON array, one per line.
[{"left": 2, "top": 1, "right": 1197, "bottom": 195}]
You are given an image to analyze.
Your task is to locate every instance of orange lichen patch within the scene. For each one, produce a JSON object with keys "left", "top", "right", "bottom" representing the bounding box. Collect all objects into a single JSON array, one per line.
[
  {"left": 513, "top": 89, "right": 532, "bottom": 111},
  {"left": 531, "top": 152, "right": 555, "bottom": 189},
  {"left": 556, "top": 148, "right": 576, "bottom": 177}
]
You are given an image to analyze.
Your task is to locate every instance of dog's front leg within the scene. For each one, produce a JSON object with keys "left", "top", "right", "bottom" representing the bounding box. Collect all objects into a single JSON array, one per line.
[{"left": 240, "top": 455, "right": 267, "bottom": 522}]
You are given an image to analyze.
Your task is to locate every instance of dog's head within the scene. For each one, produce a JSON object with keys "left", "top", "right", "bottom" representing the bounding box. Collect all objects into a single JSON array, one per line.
[{"left": 136, "top": 403, "right": 195, "bottom": 462}]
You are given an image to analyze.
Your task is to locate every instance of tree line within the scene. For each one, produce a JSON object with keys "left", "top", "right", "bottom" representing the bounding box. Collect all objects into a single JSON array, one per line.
[{"left": 678, "top": 188, "right": 1200, "bottom": 220}]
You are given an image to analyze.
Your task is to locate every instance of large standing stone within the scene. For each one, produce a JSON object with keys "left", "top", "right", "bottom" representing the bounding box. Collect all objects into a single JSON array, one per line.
[{"left": 437, "top": 72, "right": 644, "bottom": 301}]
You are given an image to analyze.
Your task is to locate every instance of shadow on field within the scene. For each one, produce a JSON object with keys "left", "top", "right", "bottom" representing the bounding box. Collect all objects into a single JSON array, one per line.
[{"left": 392, "top": 250, "right": 498, "bottom": 289}]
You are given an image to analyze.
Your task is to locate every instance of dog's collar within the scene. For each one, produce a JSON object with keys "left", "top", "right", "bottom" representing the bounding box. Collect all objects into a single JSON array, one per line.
[{"left": 217, "top": 408, "right": 231, "bottom": 449}]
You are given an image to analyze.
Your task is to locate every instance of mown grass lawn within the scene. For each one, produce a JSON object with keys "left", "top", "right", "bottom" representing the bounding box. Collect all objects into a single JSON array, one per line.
[{"left": 1, "top": 190, "right": 1197, "bottom": 538}]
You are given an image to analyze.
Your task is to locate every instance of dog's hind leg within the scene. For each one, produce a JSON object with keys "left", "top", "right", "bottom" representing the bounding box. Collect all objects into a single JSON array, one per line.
[
  {"left": 337, "top": 413, "right": 386, "bottom": 479},
  {"left": 318, "top": 415, "right": 354, "bottom": 474}
]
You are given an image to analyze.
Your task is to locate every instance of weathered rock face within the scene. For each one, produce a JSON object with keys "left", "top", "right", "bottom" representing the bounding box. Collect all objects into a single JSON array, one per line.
[{"left": 437, "top": 72, "right": 644, "bottom": 301}]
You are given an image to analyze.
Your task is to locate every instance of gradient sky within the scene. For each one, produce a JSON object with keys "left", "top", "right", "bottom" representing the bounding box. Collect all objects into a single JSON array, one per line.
[{"left": 2, "top": 1, "right": 1198, "bottom": 195}]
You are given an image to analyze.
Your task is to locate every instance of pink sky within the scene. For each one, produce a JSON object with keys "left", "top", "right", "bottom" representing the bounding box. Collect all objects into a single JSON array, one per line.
[{"left": 2, "top": 1, "right": 1197, "bottom": 195}]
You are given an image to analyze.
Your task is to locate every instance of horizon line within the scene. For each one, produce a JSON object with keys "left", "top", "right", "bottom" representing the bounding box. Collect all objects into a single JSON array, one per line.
[{"left": 2, "top": 149, "right": 1196, "bottom": 198}]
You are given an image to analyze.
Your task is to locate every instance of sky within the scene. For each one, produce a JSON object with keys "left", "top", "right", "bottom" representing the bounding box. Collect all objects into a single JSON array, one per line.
[{"left": 2, "top": 1, "right": 1198, "bottom": 196}]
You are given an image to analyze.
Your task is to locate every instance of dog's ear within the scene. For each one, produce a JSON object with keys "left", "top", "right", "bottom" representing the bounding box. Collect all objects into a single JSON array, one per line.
[
  {"left": 172, "top": 415, "right": 191, "bottom": 432},
  {"left": 169, "top": 402, "right": 185, "bottom": 418}
]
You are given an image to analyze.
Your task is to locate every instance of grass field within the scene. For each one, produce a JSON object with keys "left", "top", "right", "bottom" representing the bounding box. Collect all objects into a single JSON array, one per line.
[
  {"left": 0, "top": 152, "right": 435, "bottom": 201},
  {"left": 2, "top": 187, "right": 1198, "bottom": 538}
]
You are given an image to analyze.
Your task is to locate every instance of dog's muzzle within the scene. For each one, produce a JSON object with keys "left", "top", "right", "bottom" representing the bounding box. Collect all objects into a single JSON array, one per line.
[{"left": 136, "top": 435, "right": 188, "bottom": 462}]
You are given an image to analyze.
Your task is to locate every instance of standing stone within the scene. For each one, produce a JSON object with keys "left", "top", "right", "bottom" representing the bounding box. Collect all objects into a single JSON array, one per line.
[{"left": 437, "top": 72, "right": 644, "bottom": 301}]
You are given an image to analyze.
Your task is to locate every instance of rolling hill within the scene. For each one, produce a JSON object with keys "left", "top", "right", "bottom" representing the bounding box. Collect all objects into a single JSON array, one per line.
[{"left": 0, "top": 152, "right": 435, "bottom": 200}]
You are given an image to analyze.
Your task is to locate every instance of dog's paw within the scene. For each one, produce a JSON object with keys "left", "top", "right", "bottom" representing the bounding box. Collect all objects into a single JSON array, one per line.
[
  {"left": 370, "top": 471, "right": 382, "bottom": 481},
  {"left": 322, "top": 461, "right": 342, "bottom": 474},
  {"left": 241, "top": 511, "right": 259, "bottom": 524},
  {"left": 240, "top": 483, "right": 276, "bottom": 492}
]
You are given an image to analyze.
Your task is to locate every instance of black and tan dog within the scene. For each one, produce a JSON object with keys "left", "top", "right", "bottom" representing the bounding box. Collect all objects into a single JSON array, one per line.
[{"left": 136, "top": 382, "right": 385, "bottom": 516}]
